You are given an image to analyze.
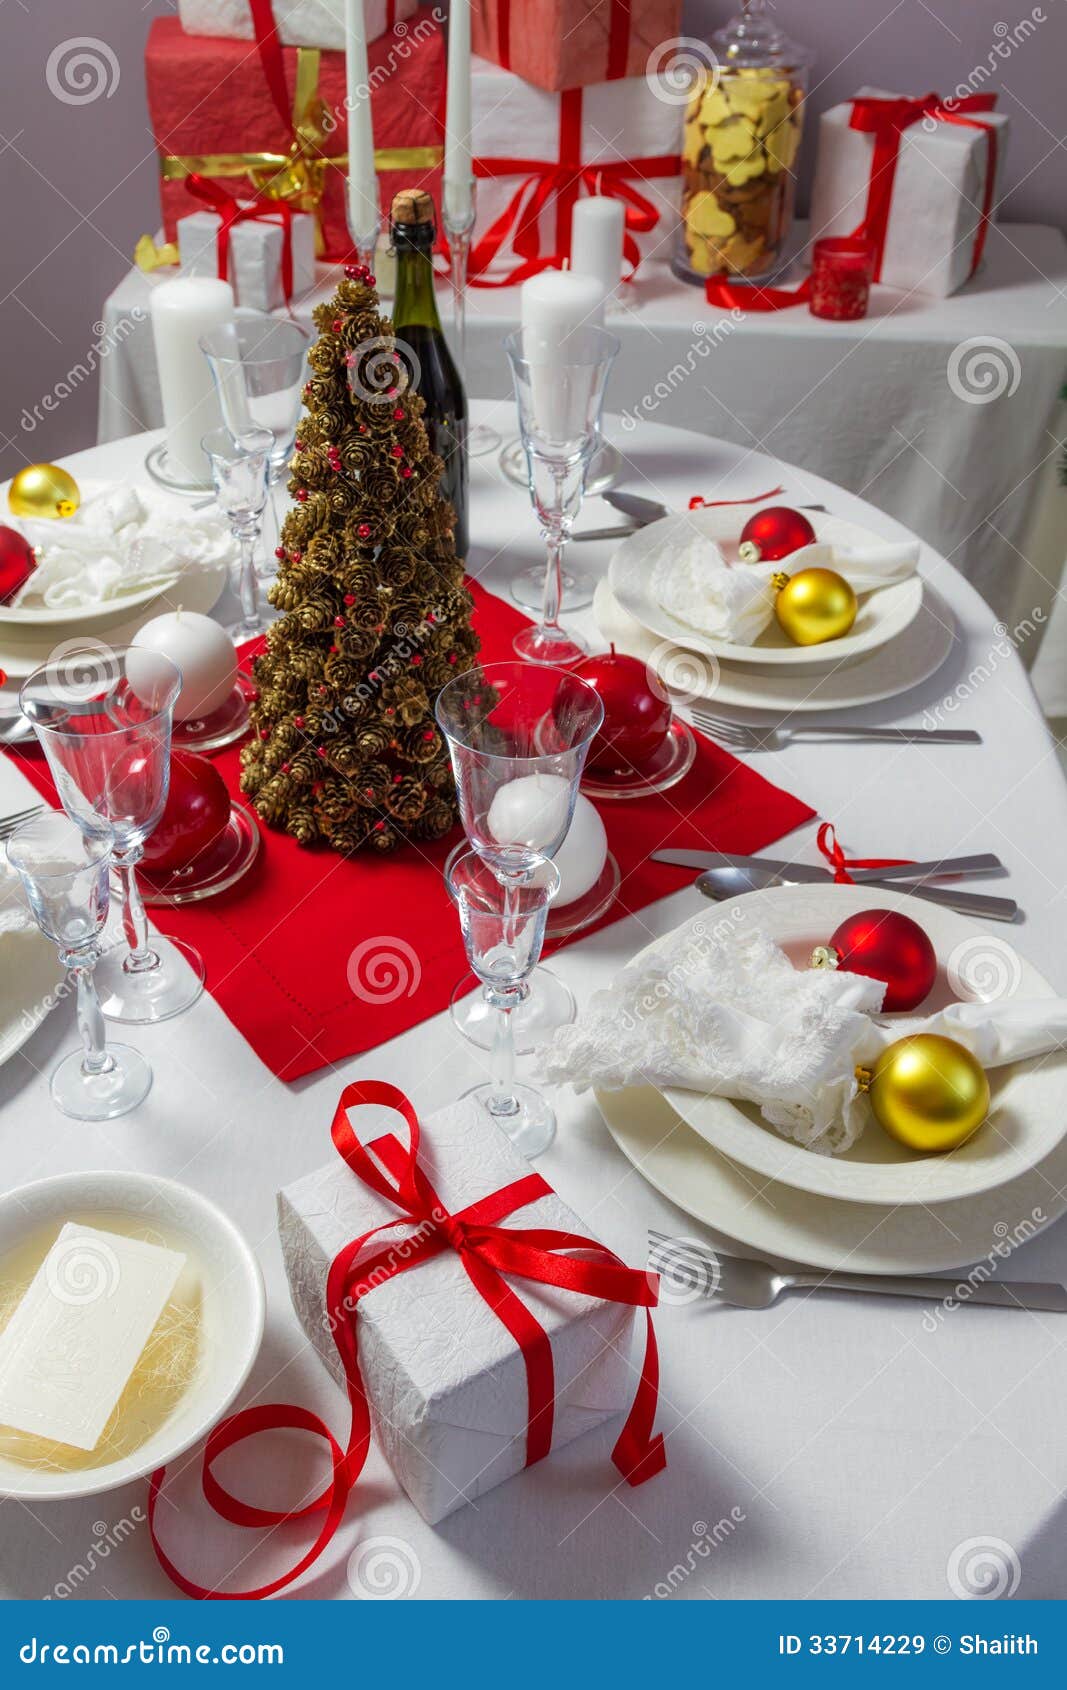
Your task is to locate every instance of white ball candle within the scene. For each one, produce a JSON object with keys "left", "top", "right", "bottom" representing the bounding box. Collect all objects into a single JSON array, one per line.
[
  {"left": 536, "top": 793, "right": 607, "bottom": 906},
  {"left": 487, "top": 773, "right": 572, "bottom": 854},
  {"left": 570, "top": 197, "right": 625, "bottom": 303},
  {"left": 149, "top": 277, "right": 235, "bottom": 483},
  {"left": 131, "top": 610, "right": 237, "bottom": 721}
]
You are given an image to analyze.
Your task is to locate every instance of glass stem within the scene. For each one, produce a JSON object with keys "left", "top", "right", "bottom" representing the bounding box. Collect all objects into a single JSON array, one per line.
[
  {"left": 542, "top": 472, "right": 567, "bottom": 635},
  {"left": 486, "top": 994, "right": 520, "bottom": 1119},
  {"left": 114, "top": 850, "right": 160, "bottom": 975},
  {"left": 66, "top": 952, "right": 114, "bottom": 1077},
  {"left": 448, "top": 225, "right": 471, "bottom": 384},
  {"left": 235, "top": 532, "right": 260, "bottom": 635}
]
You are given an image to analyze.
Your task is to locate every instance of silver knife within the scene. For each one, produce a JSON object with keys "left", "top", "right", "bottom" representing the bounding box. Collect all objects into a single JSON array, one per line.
[
  {"left": 692, "top": 867, "right": 1018, "bottom": 922},
  {"left": 603, "top": 490, "right": 669, "bottom": 523},
  {"left": 651, "top": 850, "right": 1004, "bottom": 881}
]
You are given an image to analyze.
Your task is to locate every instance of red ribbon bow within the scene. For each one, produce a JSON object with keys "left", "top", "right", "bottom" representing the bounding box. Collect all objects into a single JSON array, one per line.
[
  {"left": 184, "top": 173, "right": 297, "bottom": 305},
  {"left": 705, "top": 90, "right": 999, "bottom": 314},
  {"left": 149, "top": 1081, "right": 665, "bottom": 1599},
  {"left": 817, "top": 822, "right": 912, "bottom": 884}
]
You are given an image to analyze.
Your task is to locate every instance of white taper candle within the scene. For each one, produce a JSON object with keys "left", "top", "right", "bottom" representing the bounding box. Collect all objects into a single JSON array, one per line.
[
  {"left": 444, "top": 0, "right": 473, "bottom": 225},
  {"left": 345, "top": 0, "right": 379, "bottom": 245}
]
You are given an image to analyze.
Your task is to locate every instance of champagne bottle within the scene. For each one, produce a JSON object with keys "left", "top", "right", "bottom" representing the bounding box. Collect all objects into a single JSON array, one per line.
[{"left": 389, "top": 189, "right": 469, "bottom": 559}]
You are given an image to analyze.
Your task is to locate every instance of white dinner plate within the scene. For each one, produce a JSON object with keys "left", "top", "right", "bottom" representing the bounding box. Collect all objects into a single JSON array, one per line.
[
  {"left": 609, "top": 508, "right": 925, "bottom": 667},
  {"left": 0, "top": 576, "right": 182, "bottom": 629},
  {"left": 596, "top": 1082, "right": 1067, "bottom": 1275},
  {"left": 646, "top": 885, "right": 1064, "bottom": 1207},
  {"left": 593, "top": 577, "right": 957, "bottom": 714}
]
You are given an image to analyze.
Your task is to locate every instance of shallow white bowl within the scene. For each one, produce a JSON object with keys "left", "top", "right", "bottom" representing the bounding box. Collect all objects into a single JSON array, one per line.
[{"left": 0, "top": 1170, "right": 264, "bottom": 1501}]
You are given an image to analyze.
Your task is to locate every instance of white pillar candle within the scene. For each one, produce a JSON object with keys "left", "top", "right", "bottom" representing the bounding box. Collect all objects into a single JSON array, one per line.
[
  {"left": 533, "top": 793, "right": 607, "bottom": 905},
  {"left": 570, "top": 196, "right": 625, "bottom": 302},
  {"left": 444, "top": 0, "right": 473, "bottom": 226},
  {"left": 149, "top": 277, "right": 235, "bottom": 482},
  {"left": 131, "top": 609, "right": 238, "bottom": 721},
  {"left": 345, "top": 0, "right": 379, "bottom": 245},
  {"left": 520, "top": 270, "right": 606, "bottom": 363}
]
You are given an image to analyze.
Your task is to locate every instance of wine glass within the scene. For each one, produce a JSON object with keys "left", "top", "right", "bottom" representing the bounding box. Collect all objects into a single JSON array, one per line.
[
  {"left": 449, "top": 851, "right": 560, "bottom": 1155},
  {"left": 6, "top": 812, "right": 152, "bottom": 1119},
  {"left": 442, "top": 179, "right": 501, "bottom": 458},
  {"left": 19, "top": 648, "right": 206, "bottom": 1025},
  {"left": 201, "top": 426, "right": 273, "bottom": 641},
  {"left": 199, "top": 314, "right": 311, "bottom": 488},
  {"left": 505, "top": 324, "right": 618, "bottom": 666}
]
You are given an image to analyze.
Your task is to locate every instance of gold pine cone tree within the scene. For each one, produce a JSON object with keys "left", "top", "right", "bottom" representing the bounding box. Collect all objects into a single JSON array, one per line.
[{"left": 240, "top": 262, "right": 479, "bottom": 853}]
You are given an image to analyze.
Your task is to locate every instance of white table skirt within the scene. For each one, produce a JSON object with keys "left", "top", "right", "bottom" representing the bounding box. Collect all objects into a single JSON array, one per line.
[
  {"left": 98, "top": 222, "right": 1067, "bottom": 710},
  {"left": 2, "top": 411, "right": 1066, "bottom": 1602}
]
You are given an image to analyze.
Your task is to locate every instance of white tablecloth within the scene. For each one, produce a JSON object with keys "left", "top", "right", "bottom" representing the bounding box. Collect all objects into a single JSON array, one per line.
[
  {"left": 2, "top": 412, "right": 1067, "bottom": 1602},
  {"left": 99, "top": 222, "right": 1067, "bottom": 703}
]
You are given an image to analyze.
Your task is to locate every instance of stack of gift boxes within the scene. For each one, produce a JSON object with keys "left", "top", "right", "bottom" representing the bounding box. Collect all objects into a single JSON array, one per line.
[{"left": 144, "top": 0, "right": 687, "bottom": 305}]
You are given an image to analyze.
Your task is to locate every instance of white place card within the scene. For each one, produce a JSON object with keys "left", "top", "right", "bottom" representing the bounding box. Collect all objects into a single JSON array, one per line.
[{"left": 0, "top": 1223, "right": 186, "bottom": 1452}]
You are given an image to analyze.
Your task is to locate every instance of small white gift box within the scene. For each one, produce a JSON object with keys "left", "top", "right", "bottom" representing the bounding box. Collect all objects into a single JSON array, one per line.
[
  {"left": 177, "top": 207, "right": 317, "bottom": 311},
  {"left": 277, "top": 1098, "right": 639, "bottom": 1524},
  {"left": 468, "top": 54, "right": 683, "bottom": 283},
  {"left": 176, "top": 0, "right": 417, "bottom": 53},
  {"left": 809, "top": 87, "right": 1009, "bottom": 298}
]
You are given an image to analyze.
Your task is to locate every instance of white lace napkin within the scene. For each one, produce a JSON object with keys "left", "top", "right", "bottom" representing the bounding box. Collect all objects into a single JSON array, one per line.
[
  {"left": 650, "top": 513, "right": 919, "bottom": 645},
  {"left": 0, "top": 860, "right": 34, "bottom": 940},
  {"left": 8, "top": 482, "right": 237, "bottom": 611},
  {"left": 536, "top": 913, "right": 1067, "bottom": 1155}
]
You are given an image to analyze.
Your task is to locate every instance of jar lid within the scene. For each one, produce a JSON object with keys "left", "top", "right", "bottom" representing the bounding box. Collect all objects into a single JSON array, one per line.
[{"left": 712, "top": 0, "right": 813, "bottom": 72}]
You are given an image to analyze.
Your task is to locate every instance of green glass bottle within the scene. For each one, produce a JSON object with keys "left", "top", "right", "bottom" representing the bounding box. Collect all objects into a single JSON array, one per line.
[{"left": 390, "top": 189, "right": 469, "bottom": 559}]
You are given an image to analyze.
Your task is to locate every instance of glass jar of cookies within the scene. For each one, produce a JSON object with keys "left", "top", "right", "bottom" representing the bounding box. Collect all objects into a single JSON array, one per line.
[{"left": 674, "top": 1, "right": 812, "bottom": 286}]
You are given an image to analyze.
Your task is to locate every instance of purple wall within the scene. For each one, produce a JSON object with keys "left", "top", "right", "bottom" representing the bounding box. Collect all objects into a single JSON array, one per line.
[{"left": 2, "top": 0, "right": 1064, "bottom": 478}]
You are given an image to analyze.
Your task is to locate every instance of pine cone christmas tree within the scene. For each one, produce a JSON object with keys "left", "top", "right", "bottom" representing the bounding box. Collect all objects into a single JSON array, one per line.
[{"left": 240, "top": 262, "right": 479, "bottom": 854}]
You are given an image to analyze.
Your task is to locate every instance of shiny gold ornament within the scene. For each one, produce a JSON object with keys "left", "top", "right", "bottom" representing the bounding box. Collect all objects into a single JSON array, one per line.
[
  {"left": 8, "top": 463, "right": 80, "bottom": 521},
  {"left": 856, "top": 1033, "right": 990, "bottom": 1153},
  {"left": 773, "top": 566, "right": 857, "bottom": 645}
]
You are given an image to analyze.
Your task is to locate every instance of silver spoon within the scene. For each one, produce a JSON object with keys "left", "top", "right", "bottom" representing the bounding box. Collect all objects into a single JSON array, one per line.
[{"left": 696, "top": 862, "right": 1019, "bottom": 923}]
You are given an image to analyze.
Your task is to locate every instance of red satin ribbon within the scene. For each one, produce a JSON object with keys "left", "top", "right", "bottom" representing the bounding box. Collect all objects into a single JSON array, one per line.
[
  {"left": 495, "top": 0, "right": 633, "bottom": 82},
  {"left": 248, "top": 0, "right": 293, "bottom": 136},
  {"left": 706, "top": 91, "right": 999, "bottom": 314},
  {"left": 688, "top": 484, "right": 785, "bottom": 511},
  {"left": 817, "top": 822, "right": 911, "bottom": 885},
  {"left": 185, "top": 174, "right": 296, "bottom": 303},
  {"left": 149, "top": 1081, "right": 664, "bottom": 1599}
]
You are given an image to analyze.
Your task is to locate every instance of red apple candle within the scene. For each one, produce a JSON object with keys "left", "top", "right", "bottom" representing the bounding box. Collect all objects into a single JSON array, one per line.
[
  {"left": 141, "top": 750, "right": 231, "bottom": 872},
  {"left": 570, "top": 647, "right": 672, "bottom": 774}
]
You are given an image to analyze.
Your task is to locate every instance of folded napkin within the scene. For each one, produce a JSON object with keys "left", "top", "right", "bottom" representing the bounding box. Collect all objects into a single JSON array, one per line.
[
  {"left": 650, "top": 513, "right": 919, "bottom": 645},
  {"left": 0, "top": 860, "right": 34, "bottom": 939},
  {"left": 9, "top": 482, "right": 236, "bottom": 610},
  {"left": 537, "top": 914, "right": 1067, "bottom": 1155}
]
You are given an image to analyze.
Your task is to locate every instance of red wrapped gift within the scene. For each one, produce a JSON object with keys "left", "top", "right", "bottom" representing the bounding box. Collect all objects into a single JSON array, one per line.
[
  {"left": 472, "top": 0, "right": 683, "bottom": 92},
  {"left": 145, "top": 13, "right": 444, "bottom": 261}
]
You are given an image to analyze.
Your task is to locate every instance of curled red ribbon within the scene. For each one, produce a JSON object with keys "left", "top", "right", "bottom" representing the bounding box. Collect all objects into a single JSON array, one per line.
[
  {"left": 184, "top": 173, "right": 297, "bottom": 304},
  {"left": 687, "top": 484, "right": 785, "bottom": 511},
  {"left": 149, "top": 1081, "right": 665, "bottom": 1599},
  {"left": 817, "top": 822, "right": 912, "bottom": 885}
]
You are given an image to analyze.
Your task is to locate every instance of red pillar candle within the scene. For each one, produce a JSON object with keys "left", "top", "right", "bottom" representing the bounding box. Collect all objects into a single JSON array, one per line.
[{"left": 809, "top": 237, "right": 875, "bottom": 321}]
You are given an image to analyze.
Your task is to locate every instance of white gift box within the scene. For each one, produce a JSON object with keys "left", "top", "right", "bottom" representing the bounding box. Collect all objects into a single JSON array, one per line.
[
  {"left": 809, "top": 87, "right": 1009, "bottom": 298},
  {"left": 470, "top": 55, "right": 683, "bottom": 282},
  {"left": 176, "top": 0, "right": 417, "bottom": 52},
  {"left": 278, "top": 1099, "right": 636, "bottom": 1524},
  {"left": 177, "top": 208, "right": 317, "bottom": 311}
]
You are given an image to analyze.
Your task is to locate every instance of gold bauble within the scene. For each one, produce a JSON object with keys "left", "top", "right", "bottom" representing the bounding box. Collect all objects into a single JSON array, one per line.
[
  {"left": 860, "top": 1033, "right": 990, "bottom": 1153},
  {"left": 8, "top": 463, "right": 80, "bottom": 521},
  {"left": 773, "top": 566, "right": 857, "bottom": 645}
]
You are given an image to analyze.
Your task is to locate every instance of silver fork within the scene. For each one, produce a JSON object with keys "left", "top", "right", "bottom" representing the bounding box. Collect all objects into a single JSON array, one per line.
[
  {"left": 690, "top": 709, "right": 981, "bottom": 750},
  {"left": 0, "top": 804, "right": 44, "bottom": 842},
  {"left": 648, "top": 1231, "right": 1067, "bottom": 1313}
]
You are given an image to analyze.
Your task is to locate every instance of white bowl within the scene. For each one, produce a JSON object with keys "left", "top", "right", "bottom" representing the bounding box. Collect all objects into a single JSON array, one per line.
[{"left": 0, "top": 1170, "right": 264, "bottom": 1501}]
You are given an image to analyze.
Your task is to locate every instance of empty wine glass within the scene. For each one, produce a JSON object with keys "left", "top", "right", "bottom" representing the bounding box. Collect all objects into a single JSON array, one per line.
[
  {"left": 19, "top": 648, "right": 205, "bottom": 1025},
  {"left": 449, "top": 850, "right": 560, "bottom": 1156},
  {"left": 201, "top": 425, "right": 273, "bottom": 641},
  {"left": 505, "top": 324, "right": 618, "bottom": 666},
  {"left": 200, "top": 314, "right": 310, "bottom": 486},
  {"left": 7, "top": 812, "right": 152, "bottom": 1120}
]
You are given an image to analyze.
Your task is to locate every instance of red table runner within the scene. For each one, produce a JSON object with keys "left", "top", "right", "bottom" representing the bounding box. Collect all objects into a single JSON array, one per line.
[{"left": 10, "top": 582, "right": 813, "bottom": 1080}]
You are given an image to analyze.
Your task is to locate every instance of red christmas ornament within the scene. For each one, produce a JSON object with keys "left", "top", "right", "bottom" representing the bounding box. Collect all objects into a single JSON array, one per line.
[
  {"left": 563, "top": 646, "right": 672, "bottom": 774},
  {"left": 0, "top": 526, "right": 36, "bottom": 605},
  {"left": 274, "top": 545, "right": 286, "bottom": 560},
  {"left": 738, "top": 505, "right": 817, "bottom": 564},
  {"left": 295, "top": 488, "right": 309, "bottom": 502},
  {"left": 812, "top": 908, "right": 937, "bottom": 1013},
  {"left": 141, "top": 751, "right": 230, "bottom": 873}
]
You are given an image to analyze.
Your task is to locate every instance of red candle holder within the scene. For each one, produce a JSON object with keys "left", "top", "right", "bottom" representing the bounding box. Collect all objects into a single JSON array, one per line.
[{"left": 809, "top": 237, "right": 875, "bottom": 321}]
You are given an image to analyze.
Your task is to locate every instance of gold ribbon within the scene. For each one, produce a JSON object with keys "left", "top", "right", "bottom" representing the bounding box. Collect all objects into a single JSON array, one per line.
[{"left": 134, "top": 232, "right": 180, "bottom": 272}]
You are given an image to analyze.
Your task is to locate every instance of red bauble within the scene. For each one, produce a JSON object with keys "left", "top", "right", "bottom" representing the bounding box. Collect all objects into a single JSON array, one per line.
[
  {"left": 141, "top": 751, "right": 231, "bottom": 872},
  {"left": 0, "top": 525, "right": 36, "bottom": 605},
  {"left": 568, "top": 647, "right": 672, "bottom": 774},
  {"left": 738, "top": 505, "right": 817, "bottom": 564},
  {"left": 821, "top": 908, "right": 937, "bottom": 1013}
]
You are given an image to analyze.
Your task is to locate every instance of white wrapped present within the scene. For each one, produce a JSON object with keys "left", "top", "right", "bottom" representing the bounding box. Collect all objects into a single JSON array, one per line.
[
  {"left": 809, "top": 88, "right": 1009, "bottom": 298},
  {"left": 278, "top": 1096, "right": 644, "bottom": 1524},
  {"left": 176, "top": 0, "right": 416, "bottom": 52},
  {"left": 468, "top": 54, "right": 683, "bottom": 283},
  {"left": 177, "top": 207, "right": 317, "bottom": 311}
]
